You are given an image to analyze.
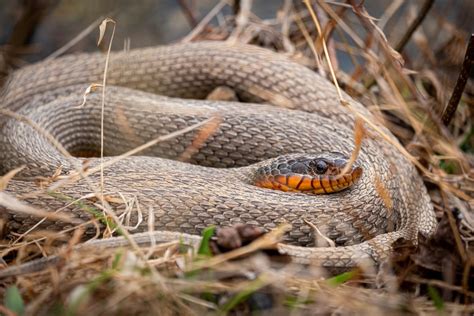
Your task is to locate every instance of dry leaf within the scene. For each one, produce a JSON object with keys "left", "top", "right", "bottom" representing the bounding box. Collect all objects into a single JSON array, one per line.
[
  {"left": 79, "top": 83, "right": 103, "bottom": 107},
  {"left": 304, "top": 218, "right": 336, "bottom": 247},
  {"left": 98, "top": 18, "right": 116, "bottom": 46}
]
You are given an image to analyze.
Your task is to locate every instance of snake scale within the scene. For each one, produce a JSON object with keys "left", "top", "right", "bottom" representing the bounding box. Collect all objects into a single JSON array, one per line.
[{"left": 0, "top": 41, "right": 437, "bottom": 271}]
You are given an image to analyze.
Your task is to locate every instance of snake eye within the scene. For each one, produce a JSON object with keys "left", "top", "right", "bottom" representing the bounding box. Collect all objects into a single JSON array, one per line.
[{"left": 314, "top": 160, "right": 328, "bottom": 174}]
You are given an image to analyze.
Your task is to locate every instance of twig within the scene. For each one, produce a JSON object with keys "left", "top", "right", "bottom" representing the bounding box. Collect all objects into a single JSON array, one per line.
[
  {"left": 232, "top": 0, "right": 241, "bottom": 15},
  {"left": 177, "top": 0, "right": 198, "bottom": 28},
  {"left": 181, "top": 0, "right": 228, "bottom": 42},
  {"left": 394, "top": 0, "right": 435, "bottom": 53},
  {"left": 439, "top": 190, "right": 467, "bottom": 262},
  {"left": 365, "top": 0, "right": 434, "bottom": 89},
  {"left": 228, "top": 0, "right": 252, "bottom": 41},
  {"left": 294, "top": 11, "right": 323, "bottom": 72},
  {"left": 97, "top": 18, "right": 116, "bottom": 205},
  {"left": 442, "top": 34, "right": 474, "bottom": 126},
  {"left": 280, "top": 0, "right": 295, "bottom": 53},
  {"left": 377, "top": 0, "right": 403, "bottom": 31},
  {"left": 405, "top": 276, "right": 474, "bottom": 297},
  {"left": 45, "top": 14, "right": 112, "bottom": 61},
  {"left": 305, "top": 0, "right": 345, "bottom": 102}
]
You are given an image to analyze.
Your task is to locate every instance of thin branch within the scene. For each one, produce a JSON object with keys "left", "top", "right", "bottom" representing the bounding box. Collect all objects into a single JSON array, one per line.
[
  {"left": 181, "top": 0, "right": 228, "bottom": 42},
  {"left": 365, "top": 0, "right": 434, "bottom": 89},
  {"left": 97, "top": 18, "right": 116, "bottom": 205},
  {"left": 232, "top": 0, "right": 241, "bottom": 15},
  {"left": 177, "top": 0, "right": 199, "bottom": 28},
  {"left": 45, "top": 14, "right": 112, "bottom": 61},
  {"left": 442, "top": 34, "right": 474, "bottom": 126},
  {"left": 305, "top": 0, "right": 345, "bottom": 102},
  {"left": 394, "top": 0, "right": 435, "bottom": 53}
]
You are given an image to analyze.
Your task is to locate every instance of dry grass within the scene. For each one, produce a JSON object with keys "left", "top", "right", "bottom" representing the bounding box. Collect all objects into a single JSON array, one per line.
[{"left": 0, "top": 1, "right": 473, "bottom": 315}]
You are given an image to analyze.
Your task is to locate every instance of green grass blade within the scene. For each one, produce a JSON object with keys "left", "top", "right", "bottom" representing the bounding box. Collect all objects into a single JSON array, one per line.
[
  {"left": 197, "top": 226, "right": 216, "bottom": 256},
  {"left": 5, "top": 286, "right": 25, "bottom": 316}
]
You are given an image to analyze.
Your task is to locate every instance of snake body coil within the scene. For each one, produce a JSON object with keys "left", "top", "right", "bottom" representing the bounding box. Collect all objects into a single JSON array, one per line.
[{"left": 0, "top": 42, "right": 437, "bottom": 269}]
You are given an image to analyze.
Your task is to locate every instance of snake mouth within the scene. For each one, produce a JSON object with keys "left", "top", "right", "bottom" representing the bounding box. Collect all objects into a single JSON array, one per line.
[{"left": 254, "top": 153, "right": 363, "bottom": 194}]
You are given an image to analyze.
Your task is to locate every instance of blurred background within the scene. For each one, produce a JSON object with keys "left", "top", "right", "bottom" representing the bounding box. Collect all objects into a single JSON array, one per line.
[{"left": 0, "top": 1, "right": 472, "bottom": 68}]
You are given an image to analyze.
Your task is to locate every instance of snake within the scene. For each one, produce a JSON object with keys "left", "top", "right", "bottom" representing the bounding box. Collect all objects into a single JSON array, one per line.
[{"left": 0, "top": 41, "right": 438, "bottom": 272}]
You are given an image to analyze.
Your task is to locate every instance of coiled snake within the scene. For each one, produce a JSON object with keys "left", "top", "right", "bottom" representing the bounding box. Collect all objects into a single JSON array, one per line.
[{"left": 0, "top": 41, "right": 437, "bottom": 270}]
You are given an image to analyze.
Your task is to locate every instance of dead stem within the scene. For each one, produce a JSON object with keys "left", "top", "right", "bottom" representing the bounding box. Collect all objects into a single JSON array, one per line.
[
  {"left": 304, "top": 0, "right": 345, "bottom": 102},
  {"left": 442, "top": 34, "right": 474, "bottom": 126},
  {"left": 393, "top": 0, "right": 435, "bottom": 53},
  {"left": 97, "top": 18, "right": 116, "bottom": 207},
  {"left": 45, "top": 14, "right": 113, "bottom": 61}
]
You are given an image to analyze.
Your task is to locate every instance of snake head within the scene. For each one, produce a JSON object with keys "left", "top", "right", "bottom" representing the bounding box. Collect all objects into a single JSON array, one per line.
[{"left": 254, "top": 152, "right": 362, "bottom": 194}]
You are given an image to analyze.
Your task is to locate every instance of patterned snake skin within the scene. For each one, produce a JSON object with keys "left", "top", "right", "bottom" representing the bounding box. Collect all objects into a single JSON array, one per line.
[{"left": 0, "top": 41, "right": 437, "bottom": 269}]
